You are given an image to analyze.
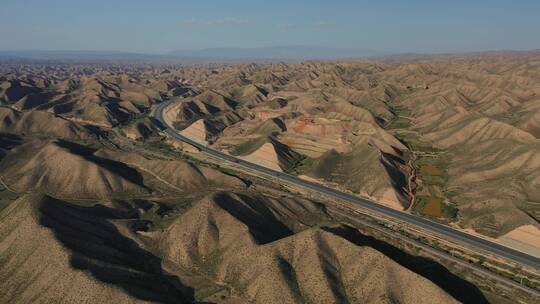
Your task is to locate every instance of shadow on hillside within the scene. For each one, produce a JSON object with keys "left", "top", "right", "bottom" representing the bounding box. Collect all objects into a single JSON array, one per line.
[
  {"left": 55, "top": 139, "right": 149, "bottom": 190},
  {"left": 214, "top": 192, "right": 294, "bottom": 244},
  {"left": 0, "top": 133, "right": 22, "bottom": 150},
  {"left": 322, "top": 225, "right": 488, "bottom": 304},
  {"left": 380, "top": 151, "right": 410, "bottom": 209},
  {"left": 4, "top": 80, "right": 41, "bottom": 101},
  {"left": 38, "top": 197, "right": 194, "bottom": 304}
]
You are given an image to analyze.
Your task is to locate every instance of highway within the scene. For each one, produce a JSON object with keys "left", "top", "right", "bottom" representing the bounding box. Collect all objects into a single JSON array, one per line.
[{"left": 151, "top": 100, "right": 540, "bottom": 270}]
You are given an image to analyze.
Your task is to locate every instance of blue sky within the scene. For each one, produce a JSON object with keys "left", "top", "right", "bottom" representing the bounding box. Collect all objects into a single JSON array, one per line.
[{"left": 1, "top": 0, "right": 539, "bottom": 53}]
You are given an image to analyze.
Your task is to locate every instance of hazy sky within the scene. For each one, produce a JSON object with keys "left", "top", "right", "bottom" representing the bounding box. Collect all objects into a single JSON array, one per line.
[{"left": 1, "top": 0, "right": 539, "bottom": 53}]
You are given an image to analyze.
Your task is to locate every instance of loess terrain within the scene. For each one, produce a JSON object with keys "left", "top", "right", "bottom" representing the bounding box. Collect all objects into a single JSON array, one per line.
[
  {"left": 159, "top": 54, "right": 540, "bottom": 245},
  {"left": 1, "top": 53, "right": 539, "bottom": 303}
]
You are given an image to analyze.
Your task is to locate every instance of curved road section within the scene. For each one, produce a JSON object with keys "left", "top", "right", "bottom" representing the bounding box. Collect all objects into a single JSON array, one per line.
[{"left": 151, "top": 100, "right": 540, "bottom": 270}]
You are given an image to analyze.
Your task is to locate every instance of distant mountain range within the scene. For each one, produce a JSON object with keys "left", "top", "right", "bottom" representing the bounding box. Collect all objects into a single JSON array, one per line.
[
  {"left": 168, "top": 46, "right": 387, "bottom": 60},
  {"left": 0, "top": 46, "right": 387, "bottom": 62},
  {"left": 0, "top": 50, "right": 174, "bottom": 62},
  {"left": 1, "top": 47, "right": 538, "bottom": 63}
]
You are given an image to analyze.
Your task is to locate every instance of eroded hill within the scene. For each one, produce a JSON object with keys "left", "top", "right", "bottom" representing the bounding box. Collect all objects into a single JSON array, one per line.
[
  {"left": 157, "top": 57, "right": 540, "bottom": 248},
  {"left": 1, "top": 55, "right": 539, "bottom": 302}
]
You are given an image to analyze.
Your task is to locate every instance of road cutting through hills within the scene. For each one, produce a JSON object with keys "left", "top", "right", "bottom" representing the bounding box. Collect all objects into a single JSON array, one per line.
[{"left": 151, "top": 99, "right": 540, "bottom": 271}]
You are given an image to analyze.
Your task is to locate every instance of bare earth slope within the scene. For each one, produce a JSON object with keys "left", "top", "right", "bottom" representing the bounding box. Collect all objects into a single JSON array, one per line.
[
  {"left": 152, "top": 55, "right": 540, "bottom": 250},
  {"left": 0, "top": 140, "right": 148, "bottom": 199},
  {"left": 0, "top": 194, "right": 194, "bottom": 304},
  {"left": 159, "top": 192, "right": 459, "bottom": 303},
  {"left": 1, "top": 56, "right": 539, "bottom": 302}
]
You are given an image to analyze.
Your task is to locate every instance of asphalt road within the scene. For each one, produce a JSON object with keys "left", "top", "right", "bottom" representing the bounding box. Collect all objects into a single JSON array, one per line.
[{"left": 151, "top": 100, "right": 540, "bottom": 270}]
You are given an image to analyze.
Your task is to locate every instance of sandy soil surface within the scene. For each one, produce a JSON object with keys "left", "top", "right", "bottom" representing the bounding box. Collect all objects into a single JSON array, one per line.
[
  {"left": 463, "top": 226, "right": 540, "bottom": 259},
  {"left": 298, "top": 174, "right": 323, "bottom": 184},
  {"left": 179, "top": 119, "right": 209, "bottom": 144},
  {"left": 499, "top": 225, "right": 540, "bottom": 258},
  {"left": 240, "top": 142, "right": 283, "bottom": 171},
  {"left": 361, "top": 190, "right": 404, "bottom": 210},
  {"left": 298, "top": 174, "right": 403, "bottom": 210}
]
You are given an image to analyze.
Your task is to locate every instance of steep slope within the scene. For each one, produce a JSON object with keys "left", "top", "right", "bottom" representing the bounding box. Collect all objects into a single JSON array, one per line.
[
  {"left": 121, "top": 117, "right": 160, "bottom": 140},
  {"left": 447, "top": 139, "right": 540, "bottom": 236},
  {"left": 414, "top": 107, "right": 536, "bottom": 148},
  {"left": 234, "top": 136, "right": 304, "bottom": 171},
  {"left": 0, "top": 140, "right": 148, "bottom": 199},
  {"left": 95, "top": 149, "right": 245, "bottom": 192},
  {"left": 0, "top": 194, "right": 194, "bottom": 304},
  {"left": 0, "top": 107, "right": 91, "bottom": 140},
  {"left": 303, "top": 146, "right": 409, "bottom": 210},
  {"left": 158, "top": 192, "right": 467, "bottom": 304},
  {"left": 0, "top": 79, "right": 46, "bottom": 104}
]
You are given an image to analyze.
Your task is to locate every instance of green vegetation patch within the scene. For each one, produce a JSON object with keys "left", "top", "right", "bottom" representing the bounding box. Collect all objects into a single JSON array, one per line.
[
  {"left": 386, "top": 117, "right": 411, "bottom": 129},
  {"left": 419, "top": 164, "right": 443, "bottom": 176},
  {"left": 422, "top": 196, "right": 443, "bottom": 217},
  {"left": 394, "top": 132, "right": 445, "bottom": 153},
  {"left": 384, "top": 103, "right": 413, "bottom": 130},
  {"left": 413, "top": 154, "right": 452, "bottom": 212},
  {"left": 415, "top": 196, "right": 457, "bottom": 220},
  {"left": 415, "top": 155, "right": 449, "bottom": 186},
  {"left": 416, "top": 155, "right": 449, "bottom": 170},
  {"left": 140, "top": 199, "right": 195, "bottom": 231},
  {"left": 285, "top": 155, "right": 316, "bottom": 175},
  {"left": 230, "top": 136, "right": 268, "bottom": 156},
  {"left": 308, "top": 149, "right": 342, "bottom": 178}
]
